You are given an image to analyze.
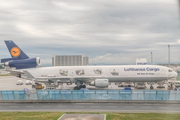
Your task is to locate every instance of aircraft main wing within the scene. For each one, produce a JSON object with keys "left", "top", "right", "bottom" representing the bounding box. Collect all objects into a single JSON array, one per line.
[
  {"left": 23, "top": 70, "right": 107, "bottom": 83},
  {"left": 4, "top": 69, "right": 23, "bottom": 77},
  {"left": 48, "top": 76, "right": 100, "bottom": 83},
  {"left": 34, "top": 76, "right": 104, "bottom": 83}
]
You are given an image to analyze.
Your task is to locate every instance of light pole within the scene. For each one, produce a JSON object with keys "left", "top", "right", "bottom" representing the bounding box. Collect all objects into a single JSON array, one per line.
[
  {"left": 92, "top": 59, "right": 96, "bottom": 65},
  {"left": 168, "top": 45, "right": 170, "bottom": 67},
  {"left": 151, "top": 52, "right": 153, "bottom": 65}
]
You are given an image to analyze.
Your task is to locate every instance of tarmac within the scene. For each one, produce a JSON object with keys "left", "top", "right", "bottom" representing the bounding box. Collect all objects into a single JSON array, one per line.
[
  {"left": 0, "top": 76, "right": 170, "bottom": 91},
  {"left": 0, "top": 76, "right": 32, "bottom": 90},
  {"left": 0, "top": 76, "right": 179, "bottom": 113},
  {"left": 0, "top": 103, "right": 180, "bottom": 113}
]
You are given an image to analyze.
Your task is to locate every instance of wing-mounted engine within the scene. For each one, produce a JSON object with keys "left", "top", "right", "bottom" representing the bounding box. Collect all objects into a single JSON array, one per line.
[
  {"left": 2, "top": 57, "right": 41, "bottom": 69},
  {"left": 90, "top": 79, "right": 109, "bottom": 88}
]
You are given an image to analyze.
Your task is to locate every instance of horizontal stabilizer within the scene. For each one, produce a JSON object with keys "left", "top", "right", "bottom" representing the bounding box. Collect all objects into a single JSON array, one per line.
[{"left": 1, "top": 58, "right": 18, "bottom": 63}]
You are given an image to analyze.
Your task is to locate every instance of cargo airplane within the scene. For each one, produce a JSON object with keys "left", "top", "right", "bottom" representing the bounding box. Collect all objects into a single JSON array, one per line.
[{"left": 1, "top": 40, "right": 178, "bottom": 90}]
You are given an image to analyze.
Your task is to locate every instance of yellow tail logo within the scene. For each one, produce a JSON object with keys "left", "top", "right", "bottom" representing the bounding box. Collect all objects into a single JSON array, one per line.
[{"left": 10, "top": 47, "right": 21, "bottom": 57}]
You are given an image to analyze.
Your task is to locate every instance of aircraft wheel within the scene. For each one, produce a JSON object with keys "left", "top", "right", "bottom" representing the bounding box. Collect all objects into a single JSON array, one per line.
[
  {"left": 150, "top": 86, "right": 154, "bottom": 90},
  {"left": 74, "top": 86, "right": 79, "bottom": 90},
  {"left": 79, "top": 85, "right": 82, "bottom": 88},
  {"left": 82, "top": 85, "right": 86, "bottom": 88}
]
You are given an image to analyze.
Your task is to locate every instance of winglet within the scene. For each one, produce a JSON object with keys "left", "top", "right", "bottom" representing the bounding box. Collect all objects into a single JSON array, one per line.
[{"left": 23, "top": 70, "right": 35, "bottom": 79}]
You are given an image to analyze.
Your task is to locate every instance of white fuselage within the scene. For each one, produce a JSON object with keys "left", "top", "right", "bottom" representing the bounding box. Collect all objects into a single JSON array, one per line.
[{"left": 23, "top": 65, "right": 177, "bottom": 83}]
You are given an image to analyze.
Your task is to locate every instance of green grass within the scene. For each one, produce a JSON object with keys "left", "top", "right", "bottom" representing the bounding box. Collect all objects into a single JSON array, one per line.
[
  {"left": 105, "top": 113, "right": 180, "bottom": 120},
  {"left": 176, "top": 76, "right": 180, "bottom": 81},
  {"left": 0, "top": 74, "right": 10, "bottom": 76},
  {"left": 0, "top": 112, "right": 64, "bottom": 120},
  {"left": 0, "top": 112, "right": 180, "bottom": 120}
]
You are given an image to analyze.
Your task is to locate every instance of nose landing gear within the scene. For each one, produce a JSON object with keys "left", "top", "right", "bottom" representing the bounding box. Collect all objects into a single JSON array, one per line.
[
  {"left": 150, "top": 85, "right": 154, "bottom": 90},
  {"left": 74, "top": 81, "right": 86, "bottom": 90},
  {"left": 150, "top": 82, "right": 154, "bottom": 90}
]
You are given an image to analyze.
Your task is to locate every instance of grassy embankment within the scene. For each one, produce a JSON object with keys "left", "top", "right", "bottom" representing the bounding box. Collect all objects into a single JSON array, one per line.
[{"left": 0, "top": 112, "right": 180, "bottom": 120}]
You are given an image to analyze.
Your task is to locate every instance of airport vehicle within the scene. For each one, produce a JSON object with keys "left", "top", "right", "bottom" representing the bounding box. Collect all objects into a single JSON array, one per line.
[
  {"left": 123, "top": 87, "right": 132, "bottom": 90},
  {"left": 23, "top": 88, "right": 29, "bottom": 91},
  {"left": 118, "top": 82, "right": 132, "bottom": 87},
  {"left": 1, "top": 41, "right": 178, "bottom": 90},
  {"left": 25, "top": 80, "right": 32, "bottom": 85},
  {"left": 67, "top": 83, "right": 72, "bottom": 85},
  {"left": 173, "top": 82, "right": 180, "bottom": 88},
  {"left": 16, "top": 80, "right": 23, "bottom": 85},
  {"left": 135, "top": 82, "right": 146, "bottom": 89},
  {"left": 168, "top": 81, "right": 180, "bottom": 88},
  {"left": 32, "top": 83, "right": 44, "bottom": 89},
  {"left": 46, "top": 83, "right": 57, "bottom": 89},
  {"left": 80, "top": 88, "right": 89, "bottom": 90}
]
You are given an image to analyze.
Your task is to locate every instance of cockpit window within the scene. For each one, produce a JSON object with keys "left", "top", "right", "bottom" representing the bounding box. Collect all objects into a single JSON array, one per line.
[{"left": 168, "top": 69, "right": 172, "bottom": 72}]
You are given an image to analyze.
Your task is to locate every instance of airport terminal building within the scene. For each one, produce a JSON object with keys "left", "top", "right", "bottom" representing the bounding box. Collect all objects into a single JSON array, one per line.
[{"left": 52, "top": 55, "right": 89, "bottom": 66}]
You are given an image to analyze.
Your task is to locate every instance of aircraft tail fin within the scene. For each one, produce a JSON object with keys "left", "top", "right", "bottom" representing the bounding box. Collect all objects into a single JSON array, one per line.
[
  {"left": 4, "top": 40, "right": 29, "bottom": 59},
  {"left": 23, "top": 70, "right": 35, "bottom": 80}
]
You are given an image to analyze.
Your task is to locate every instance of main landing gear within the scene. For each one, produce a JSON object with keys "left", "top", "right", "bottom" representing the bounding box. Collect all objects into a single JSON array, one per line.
[
  {"left": 150, "top": 82, "right": 154, "bottom": 90},
  {"left": 74, "top": 85, "right": 86, "bottom": 90},
  {"left": 74, "top": 81, "right": 86, "bottom": 90}
]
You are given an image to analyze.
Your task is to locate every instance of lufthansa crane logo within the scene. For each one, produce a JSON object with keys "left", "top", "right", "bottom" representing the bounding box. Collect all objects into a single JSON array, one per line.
[{"left": 10, "top": 47, "right": 21, "bottom": 57}]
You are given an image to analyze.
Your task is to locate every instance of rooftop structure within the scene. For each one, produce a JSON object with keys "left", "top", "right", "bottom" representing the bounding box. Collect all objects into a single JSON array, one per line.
[{"left": 52, "top": 55, "right": 89, "bottom": 66}]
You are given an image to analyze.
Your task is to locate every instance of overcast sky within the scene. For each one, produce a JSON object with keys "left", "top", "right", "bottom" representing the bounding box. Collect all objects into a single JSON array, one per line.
[{"left": 0, "top": 0, "right": 180, "bottom": 65}]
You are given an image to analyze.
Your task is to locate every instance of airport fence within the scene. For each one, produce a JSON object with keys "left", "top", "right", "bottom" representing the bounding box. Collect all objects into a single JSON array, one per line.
[{"left": 0, "top": 90, "right": 180, "bottom": 101}]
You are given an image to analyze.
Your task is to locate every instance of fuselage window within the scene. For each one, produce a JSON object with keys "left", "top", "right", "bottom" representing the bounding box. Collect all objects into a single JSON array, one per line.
[{"left": 168, "top": 69, "right": 172, "bottom": 72}]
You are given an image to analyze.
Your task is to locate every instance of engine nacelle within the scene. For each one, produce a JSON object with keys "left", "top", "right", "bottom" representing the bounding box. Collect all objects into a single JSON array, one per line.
[
  {"left": 3, "top": 57, "right": 40, "bottom": 69},
  {"left": 90, "top": 79, "right": 109, "bottom": 88},
  {"left": 36, "top": 57, "right": 41, "bottom": 66}
]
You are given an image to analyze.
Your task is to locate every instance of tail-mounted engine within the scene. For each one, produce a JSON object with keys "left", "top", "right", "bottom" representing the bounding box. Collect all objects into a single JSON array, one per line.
[{"left": 2, "top": 57, "right": 40, "bottom": 69}]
